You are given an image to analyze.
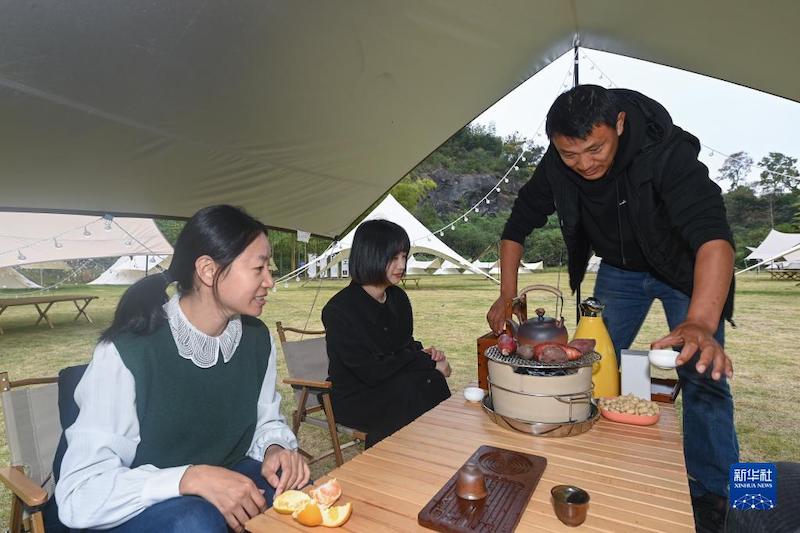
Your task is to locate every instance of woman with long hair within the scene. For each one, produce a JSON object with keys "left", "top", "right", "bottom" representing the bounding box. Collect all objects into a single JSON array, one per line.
[
  {"left": 322, "top": 219, "right": 451, "bottom": 448},
  {"left": 56, "top": 205, "right": 309, "bottom": 532}
]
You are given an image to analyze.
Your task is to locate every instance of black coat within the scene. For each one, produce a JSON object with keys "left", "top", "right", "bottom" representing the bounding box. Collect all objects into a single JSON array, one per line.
[
  {"left": 321, "top": 283, "right": 450, "bottom": 447},
  {"left": 502, "top": 89, "right": 735, "bottom": 320}
]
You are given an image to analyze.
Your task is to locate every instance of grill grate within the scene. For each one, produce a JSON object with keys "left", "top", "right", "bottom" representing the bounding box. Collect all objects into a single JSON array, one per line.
[{"left": 485, "top": 345, "right": 600, "bottom": 369}]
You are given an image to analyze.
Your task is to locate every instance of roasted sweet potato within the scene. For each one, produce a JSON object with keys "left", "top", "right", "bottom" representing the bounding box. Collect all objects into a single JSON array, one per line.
[
  {"left": 568, "top": 338, "right": 596, "bottom": 355},
  {"left": 539, "top": 345, "right": 568, "bottom": 363}
]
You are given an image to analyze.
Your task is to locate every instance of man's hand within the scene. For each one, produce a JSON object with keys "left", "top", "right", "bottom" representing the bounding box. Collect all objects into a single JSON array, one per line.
[
  {"left": 487, "top": 296, "right": 513, "bottom": 335},
  {"left": 435, "top": 358, "right": 452, "bottom": 378},
  {"left": 261, "top": 445, "right": 310, "bottom": 496},
  {"left": 423, "top": 346, "right": 446, "bottom": 362},
  {"left": 179, "top": 464, "right": 266, "bottom": 532},
  {"left": 651, "top": 320, "right": 733, "bottom": 381}
]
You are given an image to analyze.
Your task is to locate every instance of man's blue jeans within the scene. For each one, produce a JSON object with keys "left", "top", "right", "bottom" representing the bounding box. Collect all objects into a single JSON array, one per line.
[
  {"left": 594, "top": 262, "right": 739, "bottom": 498},
  {"left": 94, "top": 458, "right": 275, "bottom": 533}
]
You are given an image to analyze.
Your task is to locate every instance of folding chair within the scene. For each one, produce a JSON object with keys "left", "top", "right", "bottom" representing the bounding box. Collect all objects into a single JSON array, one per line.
[
  {"left": 0, "top": 372, "right": 59, "bottom": 533},
  {"left": 276, "top": 322, "right": 366, "bottom": 466},
  {"left": 0, "top": 366, "right": 86, "bottom": 533}
]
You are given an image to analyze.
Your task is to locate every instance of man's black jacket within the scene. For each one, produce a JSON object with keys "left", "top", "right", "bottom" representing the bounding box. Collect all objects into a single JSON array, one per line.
[{"left": 502, "top": 89, "right": 735, "bottom": 321}]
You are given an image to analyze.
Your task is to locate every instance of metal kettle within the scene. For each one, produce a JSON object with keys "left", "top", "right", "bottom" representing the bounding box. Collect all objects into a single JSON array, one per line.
[{"left": 504, "top": 284, "right": 568, "bottom": 348}]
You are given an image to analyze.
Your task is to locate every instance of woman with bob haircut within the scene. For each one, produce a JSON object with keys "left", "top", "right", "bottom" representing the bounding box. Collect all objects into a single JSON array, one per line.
[
  {"left": 322, "top": 219, "right": 451, "bottom": 448},
  {"left": 56, "top": 205, "right": 309, "bottom": 533}
]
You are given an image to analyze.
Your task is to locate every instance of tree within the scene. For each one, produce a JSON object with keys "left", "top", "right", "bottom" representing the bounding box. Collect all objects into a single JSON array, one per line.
[
  {"left": 155, "top": 219, "right": 186, "bottom": 246},
  {"left": 756, "top": 152, "right": 800, "bottom": 227},
  {"left": 717, "top": 151, "right": 753, "bottom": 191},
  {"left": 390, "top": 176, "right": 437, "bottom": 211}
]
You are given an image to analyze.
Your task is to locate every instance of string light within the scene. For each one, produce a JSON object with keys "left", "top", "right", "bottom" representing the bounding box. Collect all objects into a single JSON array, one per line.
[
  {"left": 124, "top": 239, "right": 133, "bottom": 247},
  {"left": 583, "top": 49, "right": 800, "bottom": 182},
  {"left": 17, "top": 250, "right": 26, "bottom": 261},
  {"left": 504, "top": 178, "right": 509, "bottom": 183},
  {"left": 495, "top": 187, "right": 501, "bottom": 192},
  {"left": 104, "top": 219, "right": 112, "bottom": 231},
  {"left": 463, "top": 216, "right": 468, "bottom": 222},
  {"left": 53, "top": 237, "right": 63, "bottom": 249},
  {"left": 83, "top": 226, "right": 92, "bottom": 237}
]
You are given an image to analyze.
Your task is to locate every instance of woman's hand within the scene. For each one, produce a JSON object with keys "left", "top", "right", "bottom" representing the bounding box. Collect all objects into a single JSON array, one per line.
[
  {"left": 179, "top": 464, "right": 265, "bottom": 532},
  {"left": 435, "top": 358, "right": 452, "bottom": 378},
  {"left": 261, "top": 445, "right": 310, "bottom": 496},
  {"left": 423, "top": 346, "right": 446, "bottom": 362}
]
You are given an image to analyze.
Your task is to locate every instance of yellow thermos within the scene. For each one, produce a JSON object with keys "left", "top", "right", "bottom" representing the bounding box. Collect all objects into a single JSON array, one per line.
[{"left": 573, "top": 297, "right": 619, "bottom": 398}]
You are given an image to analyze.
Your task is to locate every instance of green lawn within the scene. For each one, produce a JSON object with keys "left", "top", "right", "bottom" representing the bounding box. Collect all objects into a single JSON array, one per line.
[{"left": 0, "top": 271, "right": 797, "bottom": 523}]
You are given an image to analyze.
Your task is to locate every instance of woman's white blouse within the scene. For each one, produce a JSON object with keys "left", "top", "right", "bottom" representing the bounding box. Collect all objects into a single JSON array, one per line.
[{"left": 55, "top": 296, "right": 297, "bottom": 529}]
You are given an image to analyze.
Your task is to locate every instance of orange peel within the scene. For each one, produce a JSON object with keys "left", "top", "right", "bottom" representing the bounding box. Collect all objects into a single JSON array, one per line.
[{"left": 321, "top": 502, "right": 353, "bottom": 527}]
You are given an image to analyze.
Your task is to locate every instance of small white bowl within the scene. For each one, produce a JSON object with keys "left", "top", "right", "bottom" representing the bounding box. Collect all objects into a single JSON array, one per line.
[
  {"left": 649, "top": 349, "right": 679, "bottom": 369},
  {"left": 463, "top": 386, "right": 486, "bottom": 403}
]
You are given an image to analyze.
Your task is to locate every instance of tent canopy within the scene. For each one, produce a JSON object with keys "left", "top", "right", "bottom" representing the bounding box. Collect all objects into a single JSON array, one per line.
[
  {"left": 1, "top": 1, "right": 798, "bottom": 237},
  {"left": 0, "top": 268, "right": 41, "bottom": 290},
  {"left": 311, "top": 195, "right": 497, "bottom": 282},
  {"left": 744, "top": 230, "right": 800, "bottom": 263},
  {"left": 89, "top": 254, "right": 170, "bottom": 285},
  {"left": 0, "top": 213, "right": 174, "bottom": 270}
]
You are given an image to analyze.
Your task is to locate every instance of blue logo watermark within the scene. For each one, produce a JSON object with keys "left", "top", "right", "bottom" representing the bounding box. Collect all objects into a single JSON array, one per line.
[{"left": 729, "top": 463, "right": 777, "bottom": 510}]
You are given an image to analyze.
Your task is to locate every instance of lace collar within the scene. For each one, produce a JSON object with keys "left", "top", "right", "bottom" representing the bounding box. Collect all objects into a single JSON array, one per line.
[{"left": 164, "top": 294, "right": 242, "bottom": 368}]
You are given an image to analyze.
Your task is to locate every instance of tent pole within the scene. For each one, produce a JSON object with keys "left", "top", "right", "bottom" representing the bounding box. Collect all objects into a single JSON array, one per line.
[
  {"left": 573, "top": 35, "right": 580, "bottom": 87},
  {"left": 573, "top": 35, "right": 581, "bottom": 326}
]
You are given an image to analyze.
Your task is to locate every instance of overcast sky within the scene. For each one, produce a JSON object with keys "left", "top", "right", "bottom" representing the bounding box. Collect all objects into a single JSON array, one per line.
[{"left": 472, "top": 49, "right": 800, "bottom": 188}]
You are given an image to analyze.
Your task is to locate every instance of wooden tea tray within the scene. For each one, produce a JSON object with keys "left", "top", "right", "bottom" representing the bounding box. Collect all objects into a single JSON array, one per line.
[{"left": 418, "top": 445, "right": 547, "bottom": 532}]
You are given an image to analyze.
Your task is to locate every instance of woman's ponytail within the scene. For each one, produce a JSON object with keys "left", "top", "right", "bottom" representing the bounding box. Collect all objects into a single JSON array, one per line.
[{"left": 99, "top": 269, "right": 173, "bottom": 342}]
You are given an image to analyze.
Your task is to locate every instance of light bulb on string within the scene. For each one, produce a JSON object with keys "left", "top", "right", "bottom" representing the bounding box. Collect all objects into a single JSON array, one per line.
[
  {"left": 124, "top": 239, "right": 133, "bottom": 247},
  {"left": 104, "top": 219, "right": 112, "bottom": 231},
  {"left": 521, "top": 156, "right": 526, "bottom": 162},
  {"left": 495, "top": 187, "right": 501, "bottom": 192},
  {"left": 83, "top": 226, "right": 92, "bottom": 238},
  {"left": 504, "top": 178, "right": 509, "bottom": 183},
  {"left": 53, "top": 237, "right": 63, "bottom": 249},
  {"left": 450, "top": 225, "right": 456, "bottom": 231},
  {"left": 708, "top": 150, "right": 714, "bottom": 157},
  {"left": 439, "top": 231, "right": 444, "bottom": 237},
  {"left": 485, "top": 199, "right": 491, "bottom": 205},
  {"left": 17, "top": 250, "right": 26, "bottom": 261},
  {"left": 514, "top": 165, "right": 519, "bottom": 171},
  {"left": 463, "top": 216, "right": 468, "bottom": 222},
  {"left": 474, "top": 207, "right": 480, "bottom": 213}
]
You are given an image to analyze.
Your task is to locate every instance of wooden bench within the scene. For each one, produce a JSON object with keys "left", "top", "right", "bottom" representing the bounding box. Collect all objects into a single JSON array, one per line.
[{"left": 0, "top": 295, "right": 98, "bottom": 334}]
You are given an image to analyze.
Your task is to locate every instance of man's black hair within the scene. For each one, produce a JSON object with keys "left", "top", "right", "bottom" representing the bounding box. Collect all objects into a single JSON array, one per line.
[
  {"left": 349, "top": 219, "right": 410, "bottom": 286},
  {"left": 545, "top": 84, "right": 621, "bottom": 139}
]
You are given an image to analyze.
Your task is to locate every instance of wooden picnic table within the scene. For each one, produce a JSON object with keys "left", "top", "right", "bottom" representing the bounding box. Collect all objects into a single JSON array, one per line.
[
  {"left": 0, "top": 295, "right": 98, "bottom": 334},
  {"left": 247, "top": 395, "right": 694, "bottom": 532},
  {"left": 399, "top": 276, "right": 421, "bottom": 289}
]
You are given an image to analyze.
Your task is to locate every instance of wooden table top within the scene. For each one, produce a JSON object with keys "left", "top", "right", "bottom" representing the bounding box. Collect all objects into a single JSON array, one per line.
[
  {"left": 0, "top": 295, "right": 97, "bottom": 306},
  {"left": 247, "top": 396, "right": 694, "bottom": 532}
]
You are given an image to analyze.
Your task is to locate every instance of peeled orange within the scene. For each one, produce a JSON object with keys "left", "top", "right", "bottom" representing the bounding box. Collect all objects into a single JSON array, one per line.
[
  {"left": 321, "top": 502, "right": 353, "bottom": 528},
  {"left": 292, "top": 501, "right": 323, "bottom": 527},
  {"left": 273, "top": 490, "right": 312, "bottom": 514},
  {"left": 309, "top": 478, "right": 342, "bottom": 508}
]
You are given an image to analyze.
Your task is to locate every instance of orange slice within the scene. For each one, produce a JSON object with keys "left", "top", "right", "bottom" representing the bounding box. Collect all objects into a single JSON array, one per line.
[
  {"left": 309, "top": 478, "right": 342, "bottom": 508},
  {"left": 273, "top": 490, "right": 312, "bottom": 514},
  {"left": 292, "top": 501, "right": 323, "bottom": 527},
  {"left": 321, "top": 502, "right": 353, "bottom": 528}
]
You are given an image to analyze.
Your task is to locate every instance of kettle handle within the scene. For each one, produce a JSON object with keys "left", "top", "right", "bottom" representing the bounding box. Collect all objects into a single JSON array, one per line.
[{"left": 515, "top": 284, "right": 564, "bottom": 322}]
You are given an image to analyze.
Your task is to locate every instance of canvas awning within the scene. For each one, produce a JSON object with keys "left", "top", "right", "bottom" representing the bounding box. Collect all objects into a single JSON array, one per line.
[
  {"left": 0, "top": 213, "right": 173, "bottom": 269},
  {"left": 1, "top": 1, "right": 798, "bottom": 237}
]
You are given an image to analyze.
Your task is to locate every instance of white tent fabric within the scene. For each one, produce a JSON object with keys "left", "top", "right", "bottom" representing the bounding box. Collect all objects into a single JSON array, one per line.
[
  {"left": 744, "top": 230, "right": 800, "bottom": 263},
  {"left": 88, "top": 255, "right": 170, "bottom": 285},
  {"left": 310, "top": 195, "right": 497, "bottom": 282},
  {"left": 433, "top": 260, "right": 463, "bottom": 276},
  {"left": 1, "top": 2, "right": 797, "bottom": 237},
  {"left": 0, "top": 268, "right": 41, "bottom": 289},
  {"left": 488, "top": 260, "right": 530, "bottom": 275},
  {"left": 0, "top": 213, "right": 174, "bottom": 269},
  {"left": 522, "top": 261, "right": 544, "bottom": 272},
  {"left": 406, "top": 256, "right": 439, "bottom": 276}
]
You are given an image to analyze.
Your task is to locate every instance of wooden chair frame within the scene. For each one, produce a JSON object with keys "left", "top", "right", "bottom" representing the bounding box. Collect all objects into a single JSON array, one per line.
[
  {"left": 276, "top": 322, "right": 366, "bottom": 466},
  {"left": 0, "top": 372, "right": 58, "bottom": 533}
]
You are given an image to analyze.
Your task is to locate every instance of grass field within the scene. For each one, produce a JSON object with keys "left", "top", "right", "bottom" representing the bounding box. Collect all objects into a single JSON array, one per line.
[{"left": 1, "top": 271, "right": 798, "bottom": 522}]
